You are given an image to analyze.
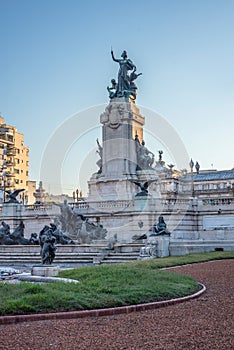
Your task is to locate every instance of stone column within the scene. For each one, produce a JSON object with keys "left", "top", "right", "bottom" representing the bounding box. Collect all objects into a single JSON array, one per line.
[
  {"left": 88, "top": 97, "right": 146, "bottom": 201},
  {"left": 100, "top": 97, "right": 145, "bottom": 179}
]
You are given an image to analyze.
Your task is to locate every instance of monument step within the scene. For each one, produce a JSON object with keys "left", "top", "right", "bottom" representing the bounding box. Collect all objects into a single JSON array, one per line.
[
  {"left": 107, "top": 252, "right": 140, "bottom": 256},
  {"left": 0, "top": 258, "right": 95, "bottom": 264},
  {"left": 0, "top": 252, "right": 102, "bottom": 256},
  {"left": 101, "top": 252, "right": 139, "bottom": 264},
  {"left": 102, "top": 259, "right": 137, "bottom": 264},
  {"left": 0, "top": 253, "right": 102, "bottom": 264},
  {"left": 0, "top": 246, "right": 142, "bottom": 265},
  {"left": 0, "top": 255, "right": 98, "bottom": 260}
]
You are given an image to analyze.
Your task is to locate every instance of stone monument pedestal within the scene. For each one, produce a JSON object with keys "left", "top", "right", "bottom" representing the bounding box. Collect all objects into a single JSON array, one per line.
[
  {"left": 2, "top": 202, "right": 21, "bottom": 216},
  {"left": 155, "top": 235, "right": 170, "bottom": 257},
  {"left": 31, "top": 265, "right": 60, "bottom": 277}
]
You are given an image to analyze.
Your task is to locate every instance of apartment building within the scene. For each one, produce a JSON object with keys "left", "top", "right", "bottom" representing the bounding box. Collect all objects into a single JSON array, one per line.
[{"left": 0, "top": 116, "right": 29, "bottom": 203}]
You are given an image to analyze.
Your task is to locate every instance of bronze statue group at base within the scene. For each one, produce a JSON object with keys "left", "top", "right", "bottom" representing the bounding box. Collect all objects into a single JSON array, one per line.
[
  {"left": 0, "top": 199, "right": 107, "bottom": 265},
  {"left": 108, "top": 49, "right": 142, "bottom": 100}
]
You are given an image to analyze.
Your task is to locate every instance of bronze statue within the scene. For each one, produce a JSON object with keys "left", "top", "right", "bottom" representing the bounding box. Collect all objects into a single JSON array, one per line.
[
  {"left": 41, "top": 235, "right": 57, "bottom": 265},
  {"left": 107, "top": 79, "right": 117, "bottom": 98},
  {"left": 151, "top": 216, "right": 170, "bottom": 236},
  {"left": 5, "top": 189, "right": 25, "bottom": 204},
  {"left": 110, "top": 49, "right": 141, "bottom": 99},
  {"left": 129, "top": 179, "right": 156, "bottom": 197}
]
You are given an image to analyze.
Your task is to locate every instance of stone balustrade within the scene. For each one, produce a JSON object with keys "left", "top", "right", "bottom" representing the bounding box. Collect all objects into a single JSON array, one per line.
[
  {"left": 202, "top": 198, "right": 234, "bottom": 206},
  {"left": 23, "top": 204, "right": 54, "bottom": 211}
]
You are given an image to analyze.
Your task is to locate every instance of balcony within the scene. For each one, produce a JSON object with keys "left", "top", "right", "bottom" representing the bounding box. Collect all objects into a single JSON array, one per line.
[
  {"left": 0, "top": 134, "right": 14, "bottom": 144},
  {"left": 6, "top": 159, "right": 16, "bottom": 167},
  {"left": 6, "top": 147, "right": 16, "bottom": 156},
  {"left": 5, "top": 171, "right": 15, "bottom": 178}
]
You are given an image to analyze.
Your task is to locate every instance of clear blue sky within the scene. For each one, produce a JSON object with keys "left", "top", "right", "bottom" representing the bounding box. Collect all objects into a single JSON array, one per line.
[{"left": 1, "top": 0, "right": 234, "bottom": 195}]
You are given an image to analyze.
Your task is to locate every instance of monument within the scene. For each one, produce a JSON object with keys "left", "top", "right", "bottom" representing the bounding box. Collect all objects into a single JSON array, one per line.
[
  {"left": 1, "top": 50, "right": 233, "bottom": 262},
  {"left": 88, "top": 50, "right": 157, "bottom": 203},
  {"left": 84, "top": 50, "right": 164, "bottom": 243}
]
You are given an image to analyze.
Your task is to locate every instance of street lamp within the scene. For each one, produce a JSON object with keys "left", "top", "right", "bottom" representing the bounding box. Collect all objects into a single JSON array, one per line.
[
  {"left": 0, "top": 146, "right": 7, "bottom": 203},
  {"left": 189, "top": 159, "right": 194, "bottom": 197}
]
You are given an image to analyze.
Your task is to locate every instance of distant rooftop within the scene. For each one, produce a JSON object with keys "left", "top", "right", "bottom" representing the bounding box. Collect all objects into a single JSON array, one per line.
[{"left": 182, "top": 169, "right": 234, "bottom": 182}]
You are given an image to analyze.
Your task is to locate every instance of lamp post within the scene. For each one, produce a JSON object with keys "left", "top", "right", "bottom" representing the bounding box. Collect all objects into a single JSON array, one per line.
[
  {"left": 73, "top": 191, "right": 76, "bottom": 202},
  {"left": 189, "top": 158, "right": 194, "bottom": 197},
  {"left": 0, "top": 146, "right": 7, "bottom": 203},
  {"left": 2, "top": 170, "right": 7, "bottom": 203}
]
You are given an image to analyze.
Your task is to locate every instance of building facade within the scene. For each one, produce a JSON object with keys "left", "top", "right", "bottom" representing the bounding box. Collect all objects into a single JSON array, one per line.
[{"left": 0, "top": 116, "right": 29, "bottom": 203}]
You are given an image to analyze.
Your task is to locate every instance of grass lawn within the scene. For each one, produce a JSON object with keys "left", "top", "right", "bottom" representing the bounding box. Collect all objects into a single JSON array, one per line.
[{"left": 0, "top": 251, "right": 233, "bottom": 316}]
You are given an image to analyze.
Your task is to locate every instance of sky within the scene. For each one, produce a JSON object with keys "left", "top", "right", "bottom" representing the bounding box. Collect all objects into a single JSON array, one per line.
[{"left": 1, "top": 0, "right": 234, "bottom": 195}]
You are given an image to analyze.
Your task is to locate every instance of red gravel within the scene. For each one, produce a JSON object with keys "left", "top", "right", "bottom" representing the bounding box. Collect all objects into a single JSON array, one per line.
[{"left": 0, "top": 259, "right": 233, "bottom": 350}]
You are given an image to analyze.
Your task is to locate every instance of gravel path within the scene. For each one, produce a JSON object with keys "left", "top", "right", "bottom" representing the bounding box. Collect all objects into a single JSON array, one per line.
[{"left": 0, "top": 259, "right": 233, "bottom": 350}]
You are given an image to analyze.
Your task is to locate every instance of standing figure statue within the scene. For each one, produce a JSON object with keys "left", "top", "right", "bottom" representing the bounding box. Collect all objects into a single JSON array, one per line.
[
  {"left": 135, "top": 136, "right": 155, "bottom": 170},
  {"left": 111, "top": 49, "right": 141, "bottom": 98},
  {"left": 39, "top": 226, "right": 57, "bottom": 264},
  {"left": 41, "top": 236, "right": 57, "bottom": 265},
  {"left": 96, "top": 138, "right": 103, "bottom": 174},
  {"left": 53, "top": 199, "right": 75, "bottom": 234}
]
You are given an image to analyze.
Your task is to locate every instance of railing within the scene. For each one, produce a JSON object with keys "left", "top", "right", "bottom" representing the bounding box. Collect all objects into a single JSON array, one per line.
[
  {"left": 24, "top": 204, "right": 53, "bottom": 211},
  {"left": 6, "top": 160, "right": 16, "bottom": 167},
  {"left": 72, "top": 198, "right": 193, "bottom": 212},
  {"left": 160, "top": 198, "right": 191, "bottom": 206},
  {"left": 195, "top": 188, "right": 234, "bottom": 194},
  {"left": 72, "top": 201, "right": 90, "bottom": 209},
  {"left": 202, "top": 198, "right": 234, "bottom": 206},
  {"left": 6, "top": 148, "right": 16, "bottom": 156},
  {"left": 5, "top": 172, "right": 15, "bottom": 177},
  {"left": 72, "top": 200, "right": 132, "bottom": 210},
  {"left": 96, "top": 200, "right": 132, "bottom": 209},
  {"left": 0, "top": 135, "right": 14, "bottom": 144}
]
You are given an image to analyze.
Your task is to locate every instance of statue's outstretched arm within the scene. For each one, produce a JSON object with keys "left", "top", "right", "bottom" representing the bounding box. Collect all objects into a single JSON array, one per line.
[
  {"left": 96, "top": 138, "right": 101, "bottom": 148},
  {"left": 111, "top": 50, "right": 119, "bottom": 62}
]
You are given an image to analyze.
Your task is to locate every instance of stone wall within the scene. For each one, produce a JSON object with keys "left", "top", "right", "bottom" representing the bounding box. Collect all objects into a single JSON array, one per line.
[
  {"left": 1, "top": 197, "right": 234, "bottom": 243},
  {"left": 0, "top": 203, "right": 59, "bottom": 238}
]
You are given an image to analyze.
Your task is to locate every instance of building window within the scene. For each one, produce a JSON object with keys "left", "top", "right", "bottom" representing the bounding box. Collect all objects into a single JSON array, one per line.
[
  {"left": 14, "top": 169, "right": 20, "bottom": 174},
  {"left": 7, "top": 135, "right": 14, "bottom": 142}
]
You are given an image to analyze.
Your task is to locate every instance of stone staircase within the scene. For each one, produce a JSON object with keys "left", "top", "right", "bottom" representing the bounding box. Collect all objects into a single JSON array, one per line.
[
  {"left": 0, "top": 244, "right": 142, "bottom": 267},
  {"left": 0, "top": 245, "right": 105, "bottom": 267},
  {"left": 0, "top": 250, "right": 104, "bottom": 267},
  {"left": 101, "top": 251, "right": 140, "bottom": 264}
]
